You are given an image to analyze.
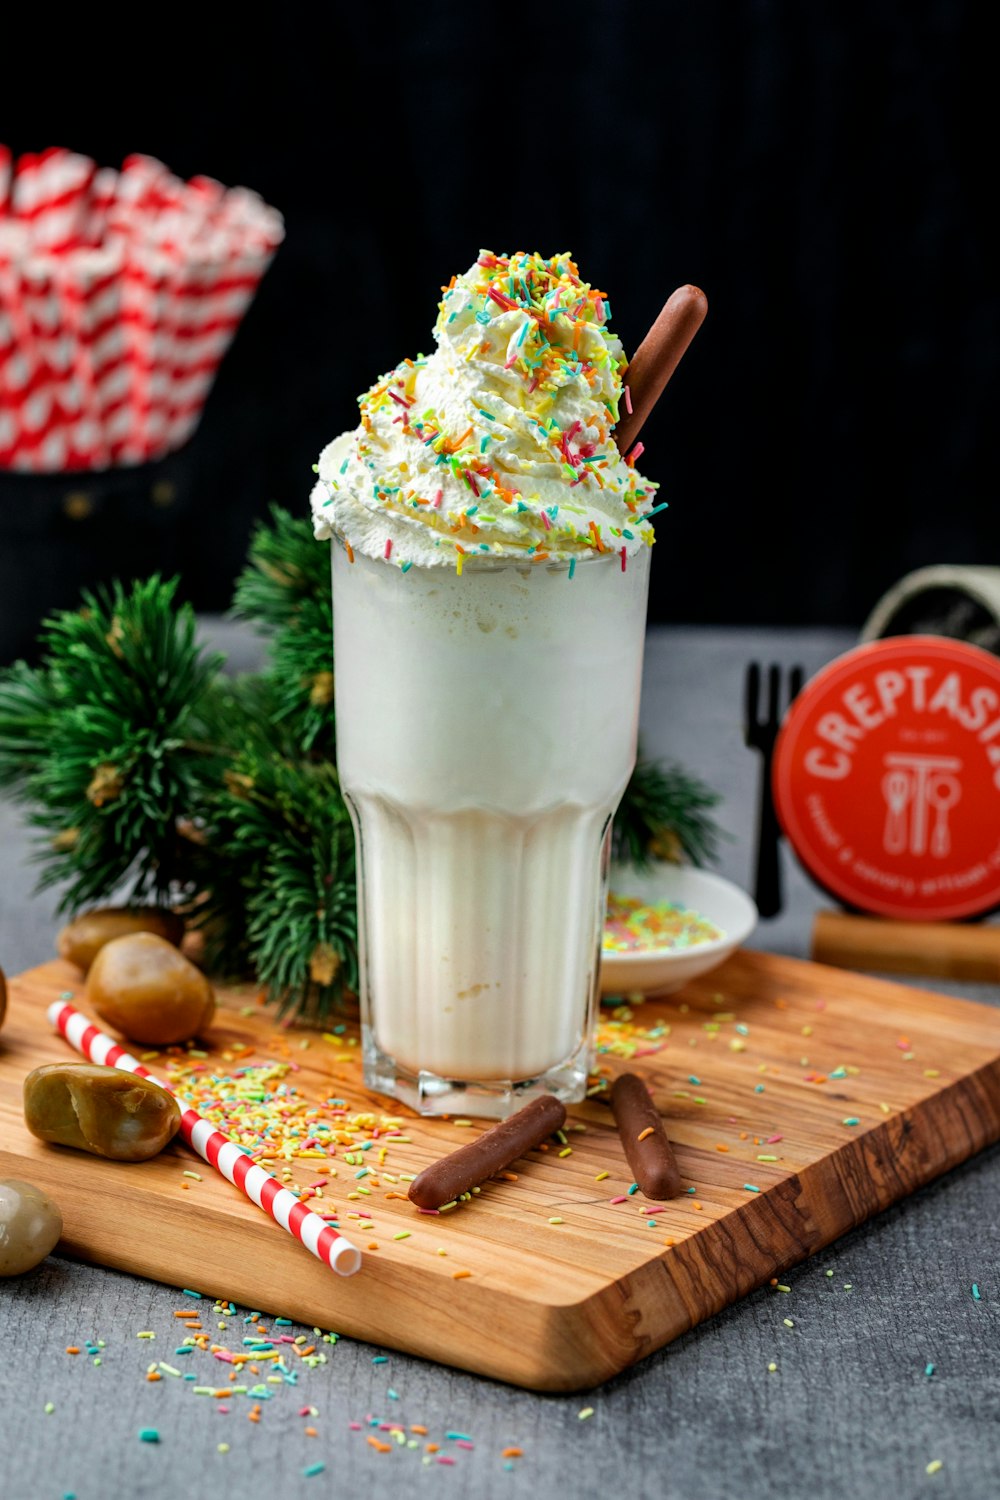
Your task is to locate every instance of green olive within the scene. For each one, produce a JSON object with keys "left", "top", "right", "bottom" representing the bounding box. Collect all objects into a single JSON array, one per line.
[
  {"left": 57, "top": 906, "right": 185, "bottom": 974},
  {"left": 24, "top": 1063, "right": 181, "bottom": 1162},
  {"left": 87, "top": 932, "right": 215, "bottom": 1045},
  {"left": 0, "top": 1178, "right": 63, "bottom": 1276}
]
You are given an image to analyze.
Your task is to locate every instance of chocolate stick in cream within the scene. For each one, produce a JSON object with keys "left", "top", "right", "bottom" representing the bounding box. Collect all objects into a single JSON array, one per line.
[
  {"left": 614, "top": 284, "right": 708, "bottom": 456},
  {"left": 610, "top": 1072, "right": 683, "bottom": 1200},
  {"left": 407, "top": 1095, "right": 567, "bottom": 1210}
]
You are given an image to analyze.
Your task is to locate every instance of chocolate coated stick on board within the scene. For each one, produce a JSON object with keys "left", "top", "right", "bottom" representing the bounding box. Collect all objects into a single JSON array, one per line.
[
  {"left": 614, "top": 284, "right": 708, "bottom": 456},
  {"left": 408, "top": 1095, "right": 567, "bottom": 1210},
  {"left": 611, "top": 1072, "right": 683, "bottom": 1200}
]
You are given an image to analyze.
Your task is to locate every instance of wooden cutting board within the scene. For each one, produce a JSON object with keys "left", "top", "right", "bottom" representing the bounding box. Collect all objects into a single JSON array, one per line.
[{"left": 2, "top": 952, "right": 999, "bottom": 1392}]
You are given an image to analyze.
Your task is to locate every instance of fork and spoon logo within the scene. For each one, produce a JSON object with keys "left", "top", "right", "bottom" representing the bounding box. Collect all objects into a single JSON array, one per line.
[
  {"left": 773, "top": 638, "right": 1000, "bottom": 921},
  {"left": 881, "top": 754, "right": 962, "bottom": 857}
]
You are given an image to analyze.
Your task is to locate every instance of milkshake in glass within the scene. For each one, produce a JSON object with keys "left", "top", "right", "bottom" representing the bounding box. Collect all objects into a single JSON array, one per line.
[{"left": 311, "top": 251, "right": 661, "bottom": 1116}]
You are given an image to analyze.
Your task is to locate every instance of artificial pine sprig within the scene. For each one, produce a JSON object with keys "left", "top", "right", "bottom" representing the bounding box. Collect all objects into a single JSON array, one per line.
[
  {"left": 244, "top": 781, "right": 358, "bottom": 1021},
  {"left": 0, "top": 577, "right": 222, "bottom": 911},
  {"left": 231, "top": 503, "right": 332, "bottom": 631},
  {"left": 194, "top": 712, "right": 358, "bottom": 1019},
  {"left": 232, "top": 506, "right": 335, "bottom": 754},
  {"left": 612, "top": 752, "right": 724, "bottom": 869},
  {"left": 0, "top": 659, "right": 59, "bottom": 791}
]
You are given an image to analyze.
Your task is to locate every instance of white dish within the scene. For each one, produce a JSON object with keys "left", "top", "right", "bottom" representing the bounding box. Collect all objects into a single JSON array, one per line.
[{"left": 599, "top": 862, "right": 758, "bottom": 996}]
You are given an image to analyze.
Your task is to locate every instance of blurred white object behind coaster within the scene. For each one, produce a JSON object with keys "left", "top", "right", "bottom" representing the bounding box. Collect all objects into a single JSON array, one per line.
[{"left": 860, "top": 565, "right": 1000, "bottom": 656}]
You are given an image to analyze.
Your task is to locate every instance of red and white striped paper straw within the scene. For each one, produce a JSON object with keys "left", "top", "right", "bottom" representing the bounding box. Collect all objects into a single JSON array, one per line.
[{"left": 48, "top": 998, "right": 361, "bottom": 1278}]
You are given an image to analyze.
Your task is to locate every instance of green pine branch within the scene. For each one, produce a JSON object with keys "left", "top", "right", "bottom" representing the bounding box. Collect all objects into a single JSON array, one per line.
[
  {"left": 0, "top": 659, "right": 60, "bottom": 792},
  {"left": 232, "top": 505, "right": 336, "bottom": 754},
  {"left": 193, "top": 730, "right": 357, "bottom": 1019},
  {"left": 231, "top": 504, "right": 332, "bottom": 632},
  {"left": 0, "top": 577, "right": 223, "bottom": 912},
  {"left": 614, "top": 752, "right": 724, "bottom": 869}
]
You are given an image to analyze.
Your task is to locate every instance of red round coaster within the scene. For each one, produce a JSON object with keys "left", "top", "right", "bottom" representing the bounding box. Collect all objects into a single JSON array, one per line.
[{"left": 773, "top": 636, "right": 1000, "bottom": 920}]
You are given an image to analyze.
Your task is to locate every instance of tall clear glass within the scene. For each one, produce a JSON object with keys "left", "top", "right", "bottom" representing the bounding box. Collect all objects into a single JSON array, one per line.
[{"left": 332, "top": 540, "right": 651, "bottom": 1117}]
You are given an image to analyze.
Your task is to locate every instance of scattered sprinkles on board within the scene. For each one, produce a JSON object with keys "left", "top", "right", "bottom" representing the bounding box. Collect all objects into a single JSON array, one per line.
[
  {"left": 54, "top": 1288, "right": 523, "bottom": 1474},
  {"left": 34, "top": 933, "right": 969, "bottom": 1489}
]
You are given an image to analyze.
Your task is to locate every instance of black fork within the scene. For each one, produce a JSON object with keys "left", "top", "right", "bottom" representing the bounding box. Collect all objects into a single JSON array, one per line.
[{"left": 743, "top": 662, "right": 805, "bottom": 918}]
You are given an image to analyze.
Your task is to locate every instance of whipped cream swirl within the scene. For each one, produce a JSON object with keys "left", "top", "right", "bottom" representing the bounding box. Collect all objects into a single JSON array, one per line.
[{"left": 310, "top": 250, "right": 660, "bottom": 570}]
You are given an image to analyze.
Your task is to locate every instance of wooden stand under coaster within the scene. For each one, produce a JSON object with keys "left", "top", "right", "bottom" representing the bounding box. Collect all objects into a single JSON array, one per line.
[
  {"left": 2, "top": 952, "right": 1000, "bottom": 1392},
  {"left": 812, "top": 909, "right": 1000, "bottom": 983}
]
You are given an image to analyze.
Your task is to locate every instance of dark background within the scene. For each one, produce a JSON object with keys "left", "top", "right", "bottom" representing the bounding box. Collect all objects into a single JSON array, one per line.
[{"left": 1, "top": 1, "right": 995, "bottom": 659}]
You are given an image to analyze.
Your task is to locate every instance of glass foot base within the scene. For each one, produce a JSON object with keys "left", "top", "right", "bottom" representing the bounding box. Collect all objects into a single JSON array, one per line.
[{"left": 362, "top": 1027, "right": 591, "bottom": 1118}]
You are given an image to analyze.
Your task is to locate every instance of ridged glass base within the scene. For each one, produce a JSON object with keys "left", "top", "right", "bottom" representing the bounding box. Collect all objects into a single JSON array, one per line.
[{"left": 362, "top": 1024, "right": 592, "bottom": 1118}]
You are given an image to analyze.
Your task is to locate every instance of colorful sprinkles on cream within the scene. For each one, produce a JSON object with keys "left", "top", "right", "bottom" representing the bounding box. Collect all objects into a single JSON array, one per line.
[{"left": 310, "top": 251, "right": 661, "bottom": 573}]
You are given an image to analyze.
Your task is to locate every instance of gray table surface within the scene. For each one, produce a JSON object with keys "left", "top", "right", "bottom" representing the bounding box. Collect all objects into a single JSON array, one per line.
[{"left": 2, "top": 623, "right": 997, "bottom": 1500}]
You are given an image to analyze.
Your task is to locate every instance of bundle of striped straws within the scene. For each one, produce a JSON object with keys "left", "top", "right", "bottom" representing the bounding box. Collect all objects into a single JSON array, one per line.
[{"left": 0, "top": 146, "right": 283, "bottom": 472}]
